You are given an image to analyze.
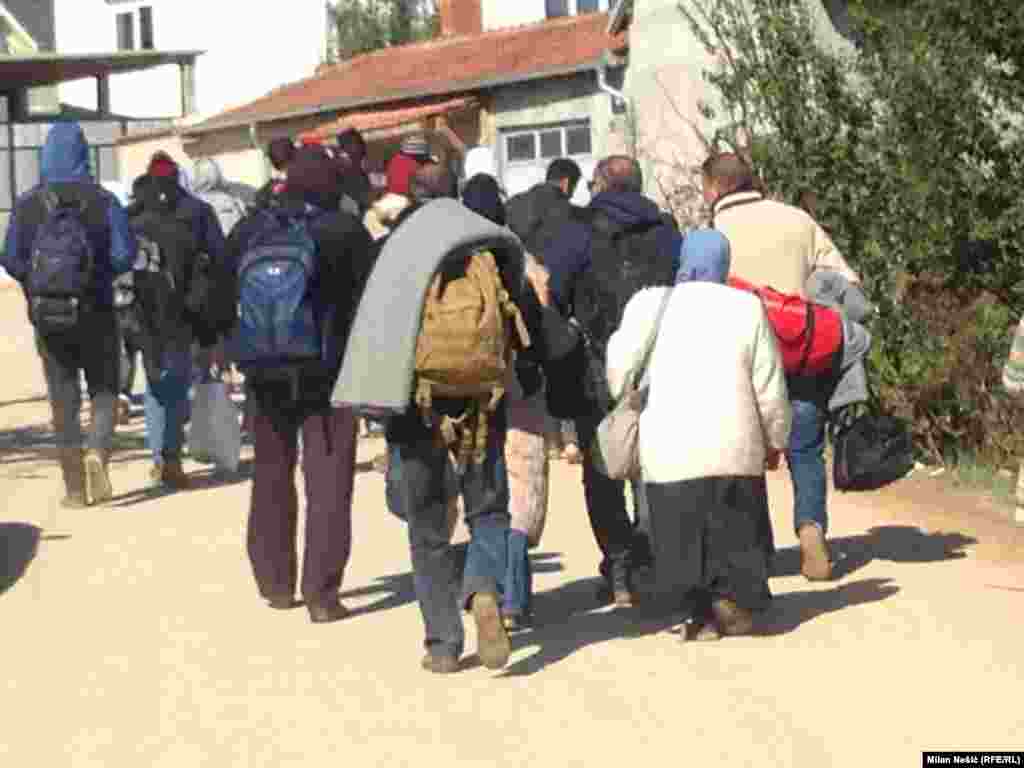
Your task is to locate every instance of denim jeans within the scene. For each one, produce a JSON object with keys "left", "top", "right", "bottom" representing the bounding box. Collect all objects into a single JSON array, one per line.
[
  {"left": 786, "top": 396, "right": 828, "bottom": 535},
  {"left": 503, "top": 530, "right": 532, "bottom": 616},
  {"left": 388, "top": 424, "right": 510, "bottom": 659},
  {"left": 143, "top": 345, "right": 192, "bottom": 464}
]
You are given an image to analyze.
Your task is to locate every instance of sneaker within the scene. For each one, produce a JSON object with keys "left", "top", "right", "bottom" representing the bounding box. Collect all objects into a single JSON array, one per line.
[
  {"left": 798, "top": 524, "right": 832, "bottom": 581},
  {"left": 471, "top": 591, "right": 511, "bottom": 670},
  {"left": 82, "top": 449, "right": 113, "bottom": 505}
]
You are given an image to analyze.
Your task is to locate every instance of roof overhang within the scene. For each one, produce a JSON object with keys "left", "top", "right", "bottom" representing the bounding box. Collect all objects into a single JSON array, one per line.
[
  {"left": 182, "top": 58, "right": 606, "bottom": 138},
  {"left": 607, "top": 0, "right": 633, "bottom": 35},
  {"left": 299, "top": 95, "right": 479, "bottom": 143},
  {"left": 0, "top": 50, "right": 205, "bottom": 89}
]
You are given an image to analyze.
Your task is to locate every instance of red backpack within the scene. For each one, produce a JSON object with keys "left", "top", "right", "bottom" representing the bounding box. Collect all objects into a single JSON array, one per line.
[{"left": 728, "top": 276, "right": 843, "bottom": 377}]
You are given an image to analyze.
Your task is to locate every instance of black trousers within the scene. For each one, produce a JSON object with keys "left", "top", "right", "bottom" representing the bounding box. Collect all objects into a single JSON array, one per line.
[
  {"left": 575, "top": 408, "right": 640, "bottom": 576},
  {"left": 646, "top": 475, "right": 774, "bottom": 614}
]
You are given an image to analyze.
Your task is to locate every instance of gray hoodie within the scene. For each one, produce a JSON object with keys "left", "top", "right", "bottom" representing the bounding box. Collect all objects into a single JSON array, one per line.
[{"left": 191, "top": 158, "right": 249, "bottom": 236}]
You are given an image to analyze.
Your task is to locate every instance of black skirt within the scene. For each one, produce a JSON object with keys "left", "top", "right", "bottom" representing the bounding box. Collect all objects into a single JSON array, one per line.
[{"left": 646, "top": 475, "right": 775, "bottom": 612}]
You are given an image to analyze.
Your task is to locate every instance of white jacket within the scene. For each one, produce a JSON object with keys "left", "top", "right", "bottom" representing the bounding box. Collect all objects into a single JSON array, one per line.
[{"left": 606, "top": 283, "right": 792, "bottom": 484}]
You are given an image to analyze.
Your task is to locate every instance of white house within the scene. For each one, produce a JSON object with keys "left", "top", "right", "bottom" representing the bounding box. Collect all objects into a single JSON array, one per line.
[
  {"left": 482, "top": 0, "right": 613, "bottom": 31},
  {"left": 55, "top": 0, "right": 330, "bottom": 120}
]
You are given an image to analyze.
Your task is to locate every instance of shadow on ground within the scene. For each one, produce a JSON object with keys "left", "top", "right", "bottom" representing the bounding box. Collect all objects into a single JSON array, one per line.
[
  {"left": 0, "top": 522, "right": 41, "bottom": 595},
  {"left": 772, "top": 525, "right": 977, "bottom": 580},
  {"left": 501, "top": 570, "right": 899, "bottom": 677},
  {"left": 340, "top": 550, "right": 565, "bottom": 619},
  {"left": 104, "top": 459, "right": 255, "bottom": 507}
]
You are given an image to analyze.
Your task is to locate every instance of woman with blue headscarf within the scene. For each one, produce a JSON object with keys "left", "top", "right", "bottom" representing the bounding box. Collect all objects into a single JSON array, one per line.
[{"left": 605, "top": 229, "right": 792, "bottom": 640}]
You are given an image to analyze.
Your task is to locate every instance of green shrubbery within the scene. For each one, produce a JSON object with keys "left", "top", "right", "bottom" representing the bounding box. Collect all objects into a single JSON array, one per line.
[{"left": 677, "top": 0, "right": 1024, "bottom": 466}]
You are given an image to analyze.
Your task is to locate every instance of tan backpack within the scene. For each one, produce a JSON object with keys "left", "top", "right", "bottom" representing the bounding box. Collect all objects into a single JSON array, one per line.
[{"left": 414, "top": 248, "right": 530, "bottom": 468}]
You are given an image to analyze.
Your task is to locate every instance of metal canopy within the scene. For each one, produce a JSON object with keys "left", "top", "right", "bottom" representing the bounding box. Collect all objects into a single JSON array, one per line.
[{"left": 0, "top": 50, "right": 204, "bottom": 89}]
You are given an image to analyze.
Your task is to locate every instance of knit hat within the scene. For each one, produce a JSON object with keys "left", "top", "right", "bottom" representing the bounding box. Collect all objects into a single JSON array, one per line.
[
  {"left": 675, "top": 229, "right": 732, "bottom": 285},
  {"left": 386, "top": 152, "right": 420, "bottom": 197},
  {"left": 148, "top": 151, "right": 179, "bottom": 178},
  {"left": 400, "top": 134, "right": 430, "bottom": 158}
]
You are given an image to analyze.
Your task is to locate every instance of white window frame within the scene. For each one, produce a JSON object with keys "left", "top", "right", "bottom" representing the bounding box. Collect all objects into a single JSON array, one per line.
[
  {"left": 546, "top": 0, "right": 610, "bottom": 19},
  {"left": 109, "top": 1, "right": 155, "bottom": 52},
  {"left": 501, "top": 119, "right": 593, "bottom": 169}
]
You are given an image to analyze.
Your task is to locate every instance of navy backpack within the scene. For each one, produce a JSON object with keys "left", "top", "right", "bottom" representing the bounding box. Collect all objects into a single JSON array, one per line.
[
  {"left": 232, "top": 208, "right": 330, "bottom": 397},
  {"left": 27, "top": 188, "right": 97, "bottom": 335}
]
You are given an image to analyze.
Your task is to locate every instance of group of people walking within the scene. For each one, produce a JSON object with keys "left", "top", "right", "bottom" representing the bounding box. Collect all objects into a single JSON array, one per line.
[{"left": 3, "top": 119, "right": 868, "bottom": 674}]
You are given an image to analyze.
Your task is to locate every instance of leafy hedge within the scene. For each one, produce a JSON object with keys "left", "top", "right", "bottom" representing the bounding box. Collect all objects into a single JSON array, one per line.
[{"left": 676, "top": 0, "right": 1024, "bottom": 466}]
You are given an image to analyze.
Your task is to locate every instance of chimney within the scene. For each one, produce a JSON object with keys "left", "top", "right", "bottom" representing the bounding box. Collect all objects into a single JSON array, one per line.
[{"left": 438, "top": 0, "right": 482, "bottom": 37}]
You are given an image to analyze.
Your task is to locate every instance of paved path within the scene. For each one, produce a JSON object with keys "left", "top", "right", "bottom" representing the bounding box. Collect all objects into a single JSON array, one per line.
[{"left": 1, "top": 289, "right": 1022, "bottom": 767}]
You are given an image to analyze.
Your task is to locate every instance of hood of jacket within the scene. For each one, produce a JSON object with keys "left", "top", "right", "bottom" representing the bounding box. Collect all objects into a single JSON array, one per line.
[
  {"left": 191, "top": 157, "right": 224, "bottom": 195},
  {"left": 41, "top": 123, "right": 92, "bottom": 184},
  {"left": 588, "top": 190, "right": 666, "bottom": 229}
]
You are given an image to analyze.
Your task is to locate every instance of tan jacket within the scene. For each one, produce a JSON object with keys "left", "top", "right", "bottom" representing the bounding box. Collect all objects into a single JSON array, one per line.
[{"left": 713, "top": 191, "right": 859, "bottom": 296}]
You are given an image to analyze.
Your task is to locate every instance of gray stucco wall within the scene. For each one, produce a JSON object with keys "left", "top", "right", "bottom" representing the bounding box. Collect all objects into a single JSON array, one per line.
[
  {"left": 491, "top": 71, "right": 618, "bottom": 198},
  {"left": 622, "top": 0, "right": 857, "bottom": 215}
]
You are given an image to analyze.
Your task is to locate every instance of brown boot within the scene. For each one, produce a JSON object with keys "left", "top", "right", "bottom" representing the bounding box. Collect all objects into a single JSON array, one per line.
[
  {"left": 798, "top": 524, "right": 833, "bottom": 581},
  {"left": 711, "top": 598, "right": 754, "bottom": 637},
  {"left": 157, "top": 459, "right": 191, "bottom": 491},
  {"left": 470, "top": 591, "right": 511, "bottom": 670},
  {"left": 82, "top": 449, "right": 113, "bottom": 506},
  {"left": 58, "top": 447, "right": 87, "bottom": 509}
]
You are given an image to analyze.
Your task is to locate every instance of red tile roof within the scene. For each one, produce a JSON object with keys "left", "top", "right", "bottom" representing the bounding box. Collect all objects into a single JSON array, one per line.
[
  {"left": 299, "top": 95, "right": 478, "bottom": 141},
  {"left": 185, "top": 12, "right": 626, "bottom": 135}
]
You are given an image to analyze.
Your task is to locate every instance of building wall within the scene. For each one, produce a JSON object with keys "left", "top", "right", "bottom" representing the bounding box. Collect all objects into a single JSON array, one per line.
[
  {"left": 481, "top": 0, "right": 547, "bottom": 30},
  {"left": 620, "top": 0, "right": 856, "bottom": 216},
  {"left": 54, "top": 0, "right": 328, "bottom": 120},
  {"left": 481, "top": 0, "right": 613, "bottom": 31},
  {"left": 491, "top": 72, "right": 614, "bottom": 204}
]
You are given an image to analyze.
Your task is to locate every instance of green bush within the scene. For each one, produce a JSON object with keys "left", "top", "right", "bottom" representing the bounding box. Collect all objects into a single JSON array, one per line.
[{"left": 678, "top": 0, "right": 1024, "bottom": 466}]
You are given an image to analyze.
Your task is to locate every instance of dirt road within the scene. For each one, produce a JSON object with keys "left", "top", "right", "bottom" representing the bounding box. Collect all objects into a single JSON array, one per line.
[{"left": 1, "top": 287, "right": 1021, "bottom": 767}]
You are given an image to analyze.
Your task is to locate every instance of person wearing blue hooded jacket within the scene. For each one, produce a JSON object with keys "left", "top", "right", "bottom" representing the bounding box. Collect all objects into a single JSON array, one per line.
[
  {"left": 541, "top": 155, "right": 682, "bottom": 607},
  {"left": 1, "top": 122, "right": 137, "bottom": 507}
]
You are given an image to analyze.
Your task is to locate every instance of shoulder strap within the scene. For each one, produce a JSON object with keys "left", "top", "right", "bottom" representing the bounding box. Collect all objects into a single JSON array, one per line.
[{"left": 630, "top": 287, "right": 674, "bottom": 392}]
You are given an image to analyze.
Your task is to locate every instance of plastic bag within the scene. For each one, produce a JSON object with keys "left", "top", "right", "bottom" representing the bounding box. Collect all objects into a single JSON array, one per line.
[{"left": 189, "top": 380, "right": 241, "bottom": 473}]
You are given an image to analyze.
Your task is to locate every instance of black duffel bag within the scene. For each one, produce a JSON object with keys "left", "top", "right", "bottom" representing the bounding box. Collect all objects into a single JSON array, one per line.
[{"left": 829, "top": 398, "right": 914, "bottom": 492}]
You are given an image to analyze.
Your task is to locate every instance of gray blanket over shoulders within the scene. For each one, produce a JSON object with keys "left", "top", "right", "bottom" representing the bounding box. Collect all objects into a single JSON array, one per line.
[
  {"left": 806, "top": 269, "right": 874, "bottom": 412},
  {"left": 332, "top": 198, "right": 526, "bottom": 412}
]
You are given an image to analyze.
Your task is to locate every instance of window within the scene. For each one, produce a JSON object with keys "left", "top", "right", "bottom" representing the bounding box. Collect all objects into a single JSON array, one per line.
[
  {"left": 139, "top": 6, "right": 154, "bottom": 50},
  {"left": 539, "top": 130, "right": 562, "bottom": 159},
  {"left": 116, "top": 12, "right": 134, "bottom": 51},
  {"left": 566, "top": 124, "right": 592, "bottom": 156},
  {"left": 114, "top": 5, "right": 154, "bottom": 51},
  {"left": 506, "top": 133, "right": 537, "bottom": 163},
  {"left": 546, "top": 0, "right": 606, "bottom": 18},
  {"left": 502, "top": 121, "right": 592, "bottom": 166}
]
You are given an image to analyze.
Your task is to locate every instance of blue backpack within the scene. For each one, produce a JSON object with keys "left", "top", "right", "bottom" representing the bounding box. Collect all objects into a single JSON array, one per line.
[
  {"left": 232, "top": 209, "right": 330, "bottom": 393},
  {"left": 27, "top": 188, "right": 97, "bottom": 335}
]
